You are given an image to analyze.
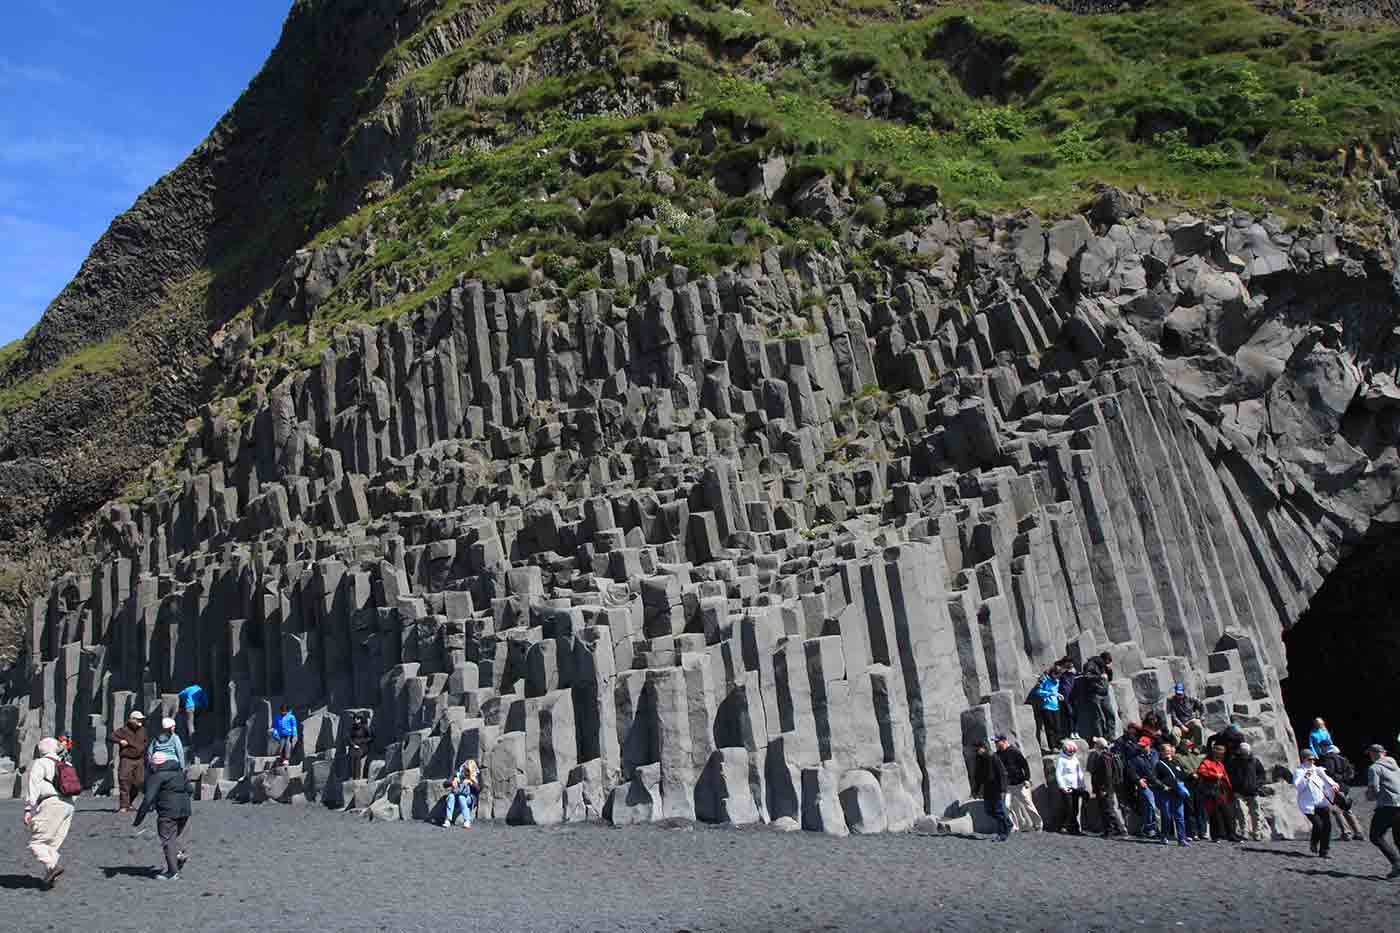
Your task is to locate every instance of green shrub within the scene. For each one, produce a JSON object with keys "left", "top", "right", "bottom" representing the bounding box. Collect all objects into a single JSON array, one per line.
[{"left": 1051, "top": 122, "right": 1099, "bottom": 165}]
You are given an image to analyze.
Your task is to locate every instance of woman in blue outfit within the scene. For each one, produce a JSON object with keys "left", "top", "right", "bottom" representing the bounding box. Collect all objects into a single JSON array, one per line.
[
  {"left": 441, "top": 759, "right": 481, "bottom": 829},
  {"left": 1308, "top": 718, "right": 1334, "bottom": 759}
]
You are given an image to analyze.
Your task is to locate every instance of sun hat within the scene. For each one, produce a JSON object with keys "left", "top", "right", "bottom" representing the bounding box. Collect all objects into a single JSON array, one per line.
[{"left": 161, "top": 717, "right": 176, "bottom": 730}]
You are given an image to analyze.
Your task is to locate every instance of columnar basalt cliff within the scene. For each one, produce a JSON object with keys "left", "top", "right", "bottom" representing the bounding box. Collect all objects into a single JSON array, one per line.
[{"left": 2, "top": 0, "right": 1399, "bottom": 835}]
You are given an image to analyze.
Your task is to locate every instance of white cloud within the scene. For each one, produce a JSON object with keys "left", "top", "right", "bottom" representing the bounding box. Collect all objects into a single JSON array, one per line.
[
  {"left": 0, "top": 57, "right": 68, "bottom": 86},
  {"left": 0, "top": 132, "right": 187, "bottom": 189}
]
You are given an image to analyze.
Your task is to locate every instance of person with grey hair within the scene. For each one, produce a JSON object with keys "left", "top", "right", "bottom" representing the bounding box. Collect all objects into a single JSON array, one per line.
[
  {"left": 24, "top": 737, "right": 76, "bottom": 888},
  {"left": 1226, "top": 741, "right": 1268, "bottom": 842}
]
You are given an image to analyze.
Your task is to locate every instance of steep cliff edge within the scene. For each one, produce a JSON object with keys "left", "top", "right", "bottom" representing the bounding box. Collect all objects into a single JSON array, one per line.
[{"left": 1, "top": 0, "right": 1399, "bottom": 832}]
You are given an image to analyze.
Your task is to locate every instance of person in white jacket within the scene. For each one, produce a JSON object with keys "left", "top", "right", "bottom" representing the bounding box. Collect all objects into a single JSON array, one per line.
[
  {"left": 1295, "top": 748, "right": 1340, "bottom": 860},
  {"left": 1055, "top": 740, "right": 1089, "bottom": 834}
]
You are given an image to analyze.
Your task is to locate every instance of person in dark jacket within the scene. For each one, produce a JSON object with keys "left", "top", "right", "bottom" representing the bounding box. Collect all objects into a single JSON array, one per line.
[
  {"left": 971, "top": 739, "right": 1012, "bottom": 842},
  {"left": 1127, "top": 736, "right": 1165, "bottom": 838},
  {"left": 133, "top": 753, "right": 192, "bottom": 881},
  {"left": 346, "top": 714, "right": 374, "bottom": 781},
  {"left": 995, "top": 735, "right": 1042, "bottom": 832},
  {"left": 1227, "top": 742, "right": 1270, "bottom": 841},
  {"left": 1077, "top": 652, "right": 1115, "bottom": 741},
  {"left": 1056, "top": 658, "right": 1078, "bottom": 740},
  {"left": 1166, "top": 683, "right": 1205, "bottom": 733},
  {"left": 1154, "top": 743, "right": 1192, "bottom": 846},
  {"left": 1206, "top": 722, "right": 1246, "bottom": 757},
  {"left": 1319, "top": 745, "right": 1364, "bottom": 841},
  {"left": 1087, "top": 736, "right": 1128, "bottom": 837},
  {"left": 1176, "top": 739, "right": 1207, "bottom": 840},
  {"left": 110, "top": 710, "right": 148, "bottom": 814}
]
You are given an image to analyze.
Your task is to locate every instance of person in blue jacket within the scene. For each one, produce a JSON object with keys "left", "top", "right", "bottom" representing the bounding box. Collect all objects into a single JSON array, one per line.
[
  {"left": 1308, "top": 718, "right": 1334, "bottom": 759},
  {"left": 440, "top": 759, "right": 480, "bottom": 829},
  {"left": 270, "top": 706, "right": 298, "bottom": 766},
  {"left": 177, "top": 684, "right": 208, "bottom": 746},
  {"left": 1032, "top": 664, "right": 1064, "bottom": 752}
]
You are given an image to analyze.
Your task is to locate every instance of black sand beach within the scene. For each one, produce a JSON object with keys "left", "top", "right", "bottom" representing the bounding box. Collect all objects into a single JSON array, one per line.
[{"left": 2, "top": 798, "right": 1396, "bottom": 932}]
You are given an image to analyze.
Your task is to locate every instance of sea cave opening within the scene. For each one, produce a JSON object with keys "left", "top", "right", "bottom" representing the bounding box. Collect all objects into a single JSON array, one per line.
[{"left": 1283, "top": 522, "right": 1400, "bottom": 772}]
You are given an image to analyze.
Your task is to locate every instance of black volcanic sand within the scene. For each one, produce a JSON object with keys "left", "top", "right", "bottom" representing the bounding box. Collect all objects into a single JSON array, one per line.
[{"left": 2, "top": 798, "right": 1396, "bottom": 931}]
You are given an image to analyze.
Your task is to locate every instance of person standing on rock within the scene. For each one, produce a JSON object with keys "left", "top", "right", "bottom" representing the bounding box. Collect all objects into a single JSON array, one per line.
[
  {"left": 1295, "top": 748, "right": 1340, "bottom": 860},
  {"left": 270, "top": 706, "right": 298, "bottom": 767},
  {"left": 1032, "top": 664, "right": 1064, "bottom": 752},
  {"left": 1056, "top": 658, "right": 1079, "bottom": 740},
  {"left": 1226, "top": 742, "right": 1269, "bottom": 842},
  {"left": 1308, "top": 718, "right": 1334, "bottom": 759},
  {"left": 1078, "top": 652, "right": 1115, "bottom": 741},
  {"left": 146, "top": 717, "right": 185, "bottom": 771},
  {"left": 1054, "top": 740, "right": 1088, "bottom": 835},
  {"left": 1319, "top": 745, "right": 1364, "bottom": 841},
  {"left": 971, "top": 738, "right": 1012, "bottom": 842},
  {"left": 1087, "top": 737, "right": 1128, "bottom": 838},
  {"left": 1197, "top": 743, "right": 1237, "bottom": 843},
  {"left": 1363, "top": 743, "right": 1400, "bottom": 879},
  {"left": 994, "top": 735, "right": 1041, "bottom": 832},
  {"left": 110, "top": 710, "right": 148, "bottom": 813},
  {"left": 24, "top": 737, "right": 76, "bottom": 889},
  {"left": 134, "top": 750, "right": 193, "bottom": 881},
  {"left": 346, "top": 714, "right": 374, "bottom": 780}
]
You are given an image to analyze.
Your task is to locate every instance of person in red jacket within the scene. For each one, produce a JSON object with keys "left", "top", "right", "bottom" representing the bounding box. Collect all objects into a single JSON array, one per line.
[{"left": 1197, "top": 743, "right": 1239, "bottom": 843}]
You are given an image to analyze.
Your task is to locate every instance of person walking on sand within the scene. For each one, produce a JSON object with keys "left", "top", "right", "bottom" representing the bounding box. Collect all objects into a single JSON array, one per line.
[
  {"left": 1308, "top": 718, "right": 1334, "bottom": 759},
  {"left": 110, "top": 710, "right": 148, "bottom": 814},
  {"left": 1296, "top": 749, "right": 1340, "bottom": 859},
  {"left": 1227, "top": 742, "right": 1269, "bottom": 842},
  {"left": 971, "top": 738, "right": 1012, "bottom": 842},
  {"left": 1087, "top": 736, "right": 1128, "bottom": 838},
  {"left": 134, "top": 751, "right": 193, "bottom": 881},
  {"left": 995, "top": 735, "right": 1042, "bottom": 832},
  {"left": 1055, "top": 740, "right": 1088, "bottom": 835},
  {"left": 24, "top": 737, "right": 76, "bottom": 889},
  {"left": 441, "top": 759, "right": 481, "bottom": 829},
  {"left": 146, "top": 717, "right": 185, "bottom": 771},
  {"left": 270, "top": 706, "right": 298, "bottom": 766},
  {"left": 1319, "top": 744, "right": 1365, "bottom": 841},
  {"left": 1363, "top": 743, "right": 1400, "bottom": 880}
]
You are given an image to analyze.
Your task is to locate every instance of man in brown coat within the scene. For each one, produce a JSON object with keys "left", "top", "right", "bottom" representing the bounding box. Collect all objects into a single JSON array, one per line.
[{"left": 110, "top": 710, "right": 148, "bottom": 813}]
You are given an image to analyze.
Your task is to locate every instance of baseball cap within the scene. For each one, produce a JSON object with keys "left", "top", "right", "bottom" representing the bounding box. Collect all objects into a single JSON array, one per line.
[
  {"left": 992, "top": 734, "right": 1008, "bottom": 743},
  {"left": 1138, "top": 736, "right": 1152, "bottom": 747},
  {"left": 1174, "top": 683, "right": 1185, "bottom": 694},
  {"left": 1366, "top": 744, "right": 1387, "bottom": 755},
  {"left": 129, "top": 710, "right": 145, "bottom": 721},
  {"left": 161, "top": 717, "right": 177, "bottom": 730},
  {"left": 1299, "top": 748, "right": 1316, "bottom": 759}
]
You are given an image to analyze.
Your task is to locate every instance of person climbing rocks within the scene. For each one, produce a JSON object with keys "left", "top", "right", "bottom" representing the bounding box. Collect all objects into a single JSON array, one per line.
[
  {"left": 1032, "top": 664, "right": 1064, "bottom": 752},
  {"left": 1077, "top": 651, "right": 1115, "bottom": 741},
  {"left": 24, "top": 737, "right": 76, "bottom": 889},
  {"left": 134, "top": 750, "right": 193, "bottom": 881},
  {"left": 177, "top": 683, "right": 208, "bottom": 747},
  {"left": 1127, "top": 736, "right": 1164, "bottom": 838},
  {"left": 270, "top": 706, "right": 298, "bottom": 766},
  {"left": 347, "top": 714, "right": 374, "bottom": 781},
  {"left": 1055, "top": 740, "right": 1088, "bottom": 835},
  {"left": 1227, "top": 742, "right": 1269, "bottom": 842},
  {"left": 1154, "top": 743, "right": 1191, "bottom": 846},
  {"left": 1319, "top": 745, "right": 1364, "bottom": 841},
  {"left": 971, "top": 738, "right": 1012, "bottom": 842},
  {"left": 1295, "top": 748, "right": 1340, "bottom": 860},
  {"left": 1087, "top": 736, "right": 1128, "bottom": 838},
  {"left": 1308, "top": 718, "right": 1334, "bottom": 759},
  {"left": 1197, "top": 743, "right": 1238, "bottom": 843},
  {"left": 146, "top": 717, "right": 186, "bottom": 772},
  {"left": 1166, "top": 683, "right": 1204, "bottom": 733},
  {"left": 110, "top": 710, "right": 148, "bottom": 814},
  {"left": 1363, "top": 743, "right": 1400, "bottom": 880},
  {"left": 994, "top": 735, "right": 1041, "bottom": 832},
  {"left": 440, "top": 759, "right": 481, "bottom": 829}
]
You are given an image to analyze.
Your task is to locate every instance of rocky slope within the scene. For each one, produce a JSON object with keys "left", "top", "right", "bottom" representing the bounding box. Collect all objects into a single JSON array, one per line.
[{"left": 1, "top": 0, "right": 1398, "bottom": 833}]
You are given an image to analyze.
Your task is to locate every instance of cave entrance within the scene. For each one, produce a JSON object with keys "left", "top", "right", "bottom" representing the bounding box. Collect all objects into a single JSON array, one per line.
[{"left": 1283, "top": 522, "right": 1400, "bottom": 771}]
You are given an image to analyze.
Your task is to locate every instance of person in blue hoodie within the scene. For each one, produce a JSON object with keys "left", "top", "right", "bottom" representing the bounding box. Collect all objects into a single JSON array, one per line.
[
  {"left": 1032, "top": 664, "right": 1064, "bottom": 752},
  {"left": 177, "top": 684, "right": 208, "bottom": 746},
  {"left": 270, "top": 706, "right": 298, "bottom": 766},
  {"left": 1308, "top": 718, "right": 1334, "bottom": 759}
]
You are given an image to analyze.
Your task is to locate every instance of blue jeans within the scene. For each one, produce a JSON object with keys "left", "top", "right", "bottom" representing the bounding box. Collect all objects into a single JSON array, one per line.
[
  {"left": 444, "top": 791, "right": 475, "bottom": 826},
  {"left": 1138, "top": 787, "right": 1160, "bottom": 837},
  {"left": 984, "top": 796, "right": 1012, "bottom": 837},
  {"left": 1161, "top": 790, "right": 1186, "bottom": 842}
]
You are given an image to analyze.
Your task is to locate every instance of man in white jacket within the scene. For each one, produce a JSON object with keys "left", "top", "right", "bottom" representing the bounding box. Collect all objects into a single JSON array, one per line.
[
  {"left": 1055, "top": 740, "right": 1089, "bottom": 835},
  {"left": 1295, "top": 748, "right": 1340, "bottom": 860},
  {"left": 24, "top": 737, "right": 75, "bottom": 888}
]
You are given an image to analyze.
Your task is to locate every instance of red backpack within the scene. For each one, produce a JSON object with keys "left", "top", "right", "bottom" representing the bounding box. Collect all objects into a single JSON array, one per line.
[{"left": 55, "top": 760, "right": 82, "bottom": 796}]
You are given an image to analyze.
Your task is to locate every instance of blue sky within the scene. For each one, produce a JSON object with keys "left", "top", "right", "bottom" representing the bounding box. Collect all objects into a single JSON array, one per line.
[{"left": 0, "top": 1, "right": 292, "bottom": 346}]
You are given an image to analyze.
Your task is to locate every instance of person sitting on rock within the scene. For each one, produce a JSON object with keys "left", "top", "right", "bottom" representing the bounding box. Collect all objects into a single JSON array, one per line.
[
  {"left": 994, "top": 735, "right": 1041, "bottom": 832},
  {"left": 1308, "top": 718, "right": 1334, "bottom": 759},
  {"left": 270, "top": 706, "right": 298, "bottom": 767},
  {"left": 441, "top": 759, "right": 480, "bottom": 829},
  {"left": 1139, "top": 709, "right": 1169, "bottom": 747},
  {"left": 1054, "top": 740, "right": 1088, "bottom": 835},
  {"left": 970, "top": 738, "right": 1012, "bottom": 842},
  {"left": 146, "top": 717, "right": 185, "bottom": 772},
  {"left": 1166, "top": 683, "right": 1204, "bottom": 733},
  {"left": 1319, "top": 745, "right": 1364, "bottom": 841},
  {"left": 1031, "top": 664, "right": 1064, "bottom": 752}
]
